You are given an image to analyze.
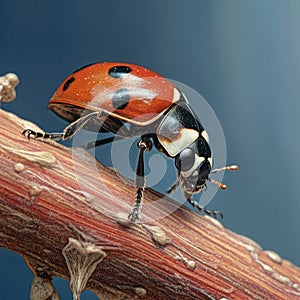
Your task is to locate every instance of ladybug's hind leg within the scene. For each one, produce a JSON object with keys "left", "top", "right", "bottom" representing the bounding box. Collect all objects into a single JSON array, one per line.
[
  {"left": 128, "top": 136, "right": 152, "bottom": 222},
  {"left": 22, "top": 111, "right": 100, "bottom": 142}
]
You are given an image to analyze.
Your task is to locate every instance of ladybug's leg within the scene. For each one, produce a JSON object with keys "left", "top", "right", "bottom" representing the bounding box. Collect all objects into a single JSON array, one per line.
[
  {"left": 185, "top": 196, "right": 224, "bottom": 219},
  {"left": 128, "top": 136, "right": 152, "bottom": 222},
  {"left": 22, "top": 112, "right": 100, "bottom": 141}
]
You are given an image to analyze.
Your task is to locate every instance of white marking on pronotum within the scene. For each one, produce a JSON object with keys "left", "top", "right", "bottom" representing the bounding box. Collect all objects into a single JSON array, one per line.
[
  {"left": 162, "top": 128, "right": 199, "bottom": 157},
  {"left": 173, "top": 87, "right": 181, "bottom": 102},
  {"left": 201, "top": 130, "right": 209, "bottom": 144}
]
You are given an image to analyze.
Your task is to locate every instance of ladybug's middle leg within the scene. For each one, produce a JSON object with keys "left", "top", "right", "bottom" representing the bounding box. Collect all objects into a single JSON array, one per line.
[
  {"left": 22, "top": 111, "right": 100, "bottom": 141},
  {"left": 128, "top": 136, "right": 152, "bottom": 222}
]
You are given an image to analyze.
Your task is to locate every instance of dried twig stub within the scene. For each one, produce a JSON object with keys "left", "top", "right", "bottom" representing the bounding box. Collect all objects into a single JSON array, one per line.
[
  {"left": 62, "top": 238, "right": 107, "bottom": 300},
  {"left": 0, "top": 73, "right": 19, "bottom": 105}
]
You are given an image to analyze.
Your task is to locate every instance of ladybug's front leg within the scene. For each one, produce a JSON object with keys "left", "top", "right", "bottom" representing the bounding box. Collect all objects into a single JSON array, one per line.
[
  {"left": 185, "top": 195, "right": 224, "bottom": 219},
  {"left": 22, "top": 111, "right": 100, "bottom": 141},
  {"left": 128, "top": 136, "right": 152, "bottom": 222}
]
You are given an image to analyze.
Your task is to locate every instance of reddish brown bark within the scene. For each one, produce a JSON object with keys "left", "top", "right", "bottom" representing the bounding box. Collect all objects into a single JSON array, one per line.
[{"left": 0, "top": 108, "right": 300, "bottom": 299}]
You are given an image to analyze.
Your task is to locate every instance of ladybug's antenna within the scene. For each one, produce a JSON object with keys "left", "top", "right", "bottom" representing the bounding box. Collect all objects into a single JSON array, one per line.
[
  {"left": 210, "top": 165, "right": 238, "bottom": 174},
  {"left": 209, "top": 164, "right": 238, "bottom": 190},
  {"left": 208, "top": 178, "right": 227, "bottom": 190}
]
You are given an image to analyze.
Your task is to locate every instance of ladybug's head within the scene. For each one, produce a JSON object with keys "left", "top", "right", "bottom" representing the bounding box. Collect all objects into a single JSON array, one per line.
[
  {"left": 174, "top": 139, "right": 238, "bottom": 196},
  {"left": 175, "top": 139, "right": 213, "bottom": 195}
]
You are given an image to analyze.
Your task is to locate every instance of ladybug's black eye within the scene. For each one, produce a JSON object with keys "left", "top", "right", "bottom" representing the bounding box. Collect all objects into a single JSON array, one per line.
[
  {"left": 109, "top": 66, "right": 132, "bottom": 78},
  {"left": 175, "top": 148, "right": 195, "bottom": 171}
]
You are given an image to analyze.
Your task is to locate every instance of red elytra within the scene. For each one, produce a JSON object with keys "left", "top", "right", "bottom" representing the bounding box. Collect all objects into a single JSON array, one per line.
[{"left": 48, "top": 62, "right": 177, "bottom": 125}]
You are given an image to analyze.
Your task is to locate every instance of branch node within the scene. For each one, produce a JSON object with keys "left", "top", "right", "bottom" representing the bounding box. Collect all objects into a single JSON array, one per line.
[
  {"left": 14, "top": 162, "right": 26, "bottom": 173},
  {"left": 142, "top": 225, "right": 169, "bottom": 247},
  {"left": 62, "top": 237, "right": 107, "bottom": 300},
  {"left": 265, "top": 250, "right": 282, "bottom": 265},
  {"left": 115, "top": 284, "right": 148, "bottom": 298},
  {"left": 175, "top": 252, "right": 196, "bottom": 271},
  {"left": 134, "top": 287, "right": 147, "bottom": 297}
]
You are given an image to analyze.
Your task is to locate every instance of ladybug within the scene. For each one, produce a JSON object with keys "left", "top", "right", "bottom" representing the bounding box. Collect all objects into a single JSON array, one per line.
[{"left": 22, "top": 62, "right": 238, "bottom": 221}]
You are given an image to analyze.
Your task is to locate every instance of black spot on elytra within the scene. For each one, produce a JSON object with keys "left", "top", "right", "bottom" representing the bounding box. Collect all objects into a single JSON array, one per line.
[
  {"left": 63, "top": 77, "right": 75, "bottom": 91},
  {"left": 109, "top": 66, "right": 132, "bottom": 78},
  {"left": 112, "top": 88, "right": 130, "bottom": 109}
]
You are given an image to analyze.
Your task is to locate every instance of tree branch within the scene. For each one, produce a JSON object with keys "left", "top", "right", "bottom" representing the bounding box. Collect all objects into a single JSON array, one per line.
[{"left": 0, "top": 108, "right": 300, "bottom": 300}]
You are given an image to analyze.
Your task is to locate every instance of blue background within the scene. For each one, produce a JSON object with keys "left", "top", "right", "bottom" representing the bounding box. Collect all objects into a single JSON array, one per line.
[{"left": 1, "top": 1, "right": 300, "bottom": 299}]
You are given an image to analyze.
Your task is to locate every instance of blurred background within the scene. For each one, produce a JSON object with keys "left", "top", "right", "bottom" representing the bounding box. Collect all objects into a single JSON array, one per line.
[{"left": 1, "top": 1, "right": 300, "bottom": 299}]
